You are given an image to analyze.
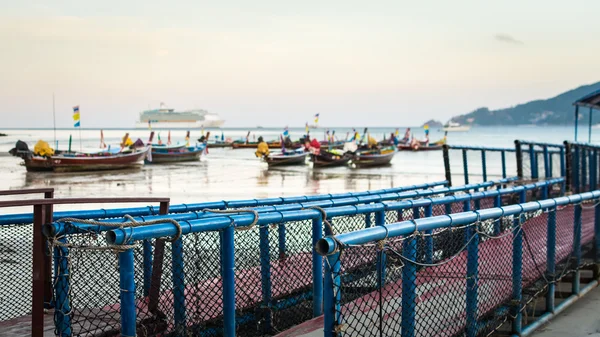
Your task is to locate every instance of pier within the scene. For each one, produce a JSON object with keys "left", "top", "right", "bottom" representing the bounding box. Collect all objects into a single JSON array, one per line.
[{"left": 0, "top": 140, "right": 598, "bottom": 337}]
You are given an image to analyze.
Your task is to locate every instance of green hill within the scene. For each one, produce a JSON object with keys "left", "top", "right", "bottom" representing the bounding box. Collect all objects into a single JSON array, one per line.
[{"left": 451, "top": 81, "right": 600, "bottom": 126}]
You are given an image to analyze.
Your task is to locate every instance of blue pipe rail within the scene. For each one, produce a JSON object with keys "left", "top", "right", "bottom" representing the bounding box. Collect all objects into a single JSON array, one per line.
[
  {"left": 0, "top": 180, "right": 450, "bottom": 226},
  {"left": 43, "top": 177, "right": 520, "bottom": 237},
  {"left": 42, "top": 178, "right": 563, "bottom": 336},
  {"left": 316, "top": 191, "right": 600, "bottom": 337}
]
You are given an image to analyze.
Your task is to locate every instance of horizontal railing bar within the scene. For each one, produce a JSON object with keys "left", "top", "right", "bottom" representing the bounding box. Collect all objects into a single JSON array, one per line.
[
  {"left": 315, "top": 190, "right": 600, "bottom": 255},
  {"left": 0, "top": 188, "right": 54, "bottom": 196},
  {"left": 517, "top": 140, "right": 565, "bottom": 148},
  {"left": 0, "top": 197, "right": 170, "bottom": 208}
]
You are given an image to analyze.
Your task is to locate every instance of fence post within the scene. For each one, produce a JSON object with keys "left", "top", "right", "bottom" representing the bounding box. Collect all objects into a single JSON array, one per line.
[
  {"left": 546, "top": 206, "right": 557, "bottom": 312},
  {"left": 595, "top": 198, "right": 600, "bottom": 264},
  {"left": 573, "top": 203, "right": 582, "bottom": 294},
  {"left": 32, "top": 204, "right": 47, "bottom": 337},
  {"left": 564, "top": 142, "right": 572, "bottom": 193},
  {"left": 222, "top": 225, "right": 236, "bottom": 336},
  {"left": 501, "top": 150, "right": 507, "bottom": 179},
  {"left": 278, "top": 222, "right": 287, "bottom": 259},
  {"left": 375, "top": 210, "right": 387, "bottom": 286},
  {"left": 312, "top": 217, "right": 324, "bottom": 317},
  {"left": 573, "top": 145, "right": 580, "bottom": 193},
  {"left": 511, "top": 190, "right": 526, "bottom": 334},
  {"left": 323, "top": 252, "right": 342, "bottom": 337},
  {"left": 543, "top": 146, "right": 550, "bottom": 179},
  {"left": 54, "top": 237, "right": 71, "bottom": 336},
  {"left": 466, "top": 214, "right": 479, "bottom": 337},
  {"left": 424, "top": 205, "right": 433, "bottom": 264},
  {"left": 365, "top": 212, "right": 372, "bottom": 228},
  {"left": 493, "top": 195, "right": 501, "bottom": 235},
  {"left": 172, "top": 237, "right": 186, "bottom": 333},
  {"left": 579, "top": 147, "right": 589, "bottom": 193},
  {"left": 43, "top": 191, "right": 54, "bottom": 310},
  {"left": 560, "top": 146, "right": 566, "bottom": 179},
  {"left": 481, "top": 150, "right": 488, "bottom": 184},
  {"left": 515, "top": 140, "right": 523, "bottom": 180},
  {"left": 143, "top": 240, "right": 153, "bottom": 296},
  {"left": 119, "top": 248, "right": 137, "bottom": 337},
  {"left": 259, "top": 224, "right": 273, "bottom": 333},
  {"left": 443, "top": 145, "right": 453, "bottom": 187},
  {"left": 462, "top": 148, "right": 470, "bottom": 185},
  {"left": 529, "top": 144, "right": 537, "bottom": 180},
  {"left": 401, "top": 234, "right": 417, "bottom": 337},
  {"left": 147, "top": 202, "right": 170, "bottom": 303}
]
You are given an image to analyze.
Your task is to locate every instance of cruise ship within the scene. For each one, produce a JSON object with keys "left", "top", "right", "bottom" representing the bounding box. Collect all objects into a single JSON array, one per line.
[{"left": 135, "top": 103, "right": 225, "bottom": 129}]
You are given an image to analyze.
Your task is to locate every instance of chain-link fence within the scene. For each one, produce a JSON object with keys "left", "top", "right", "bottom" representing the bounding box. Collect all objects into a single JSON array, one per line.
[
  {"left": 567, "top": 142, "right": 600, "bottom": 193},
  {"left": 319, "top": 192, "right": 599, "bottom": 337},
  {"left": 516, "top": 141, "right": 566, "bottom": 183},
  {"left": 38, "top": 178, "right": 564, "bottom": 336},
  {"left": 442, "top": 145, "right": 517, "bottom": 186}
]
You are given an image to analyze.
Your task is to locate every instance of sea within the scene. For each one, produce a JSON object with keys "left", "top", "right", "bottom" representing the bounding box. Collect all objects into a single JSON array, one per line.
[{"left": 0, "top": 125, "right": 587, "bottom": 214}]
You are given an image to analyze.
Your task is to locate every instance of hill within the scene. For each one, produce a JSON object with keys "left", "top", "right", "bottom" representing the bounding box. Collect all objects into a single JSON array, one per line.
[{"left": 451, "top": 81, "right": 600, "bottom": 126}]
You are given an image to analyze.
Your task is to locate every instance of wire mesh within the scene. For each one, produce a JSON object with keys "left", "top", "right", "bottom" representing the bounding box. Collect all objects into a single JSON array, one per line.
[
  {"left": 326, "top": 199, "right": 598, "bottom": 336},
  {"left": 0, "top": 223, "right": 34, "bottom": 322}
]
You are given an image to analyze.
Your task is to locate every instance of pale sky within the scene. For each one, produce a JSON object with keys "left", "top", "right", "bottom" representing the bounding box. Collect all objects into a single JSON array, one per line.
[{"left": 1, "top": 0, "right": 599, "bottom": 128}]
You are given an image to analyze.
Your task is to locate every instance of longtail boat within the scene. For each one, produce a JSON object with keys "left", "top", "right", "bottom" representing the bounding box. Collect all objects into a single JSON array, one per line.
[
  {"left": 146, "top": 144, "right": 206, "bottom": 164},
  {"left": 14, "top": 147, "right": 149, "bottom": 172},
  {"left": 232, "top": 141, "right": 281, "bottom": 149},
  {"left": 397, "top": 143, "right": 444, "bottom": 151},
  {"left": 310, "top": 150, "right": 353, "bottom": 168},
  {"left": 264, "top": 151, "right": 308, "bottom": 167},
  {"left": 351, "top": 147, "right": 395, "bottom": 168}
]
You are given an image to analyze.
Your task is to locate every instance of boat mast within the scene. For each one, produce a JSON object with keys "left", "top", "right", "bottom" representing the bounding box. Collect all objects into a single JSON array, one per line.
[{"left": 53, "top": 93, "right": 57, "bottom": 148}]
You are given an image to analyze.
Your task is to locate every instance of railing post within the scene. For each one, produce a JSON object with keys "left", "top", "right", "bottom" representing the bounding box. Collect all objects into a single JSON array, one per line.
[
  {"left": 511, "top": 190, "right": 526, "bottom": 334},
  {"left": 573, "top": 203, "right": 582, "bottom": 294},
  {"left": 172, "top": 237, "right": 186, "bottom": 333},
  {"left": 546, "top": 206, "right": 557, "bottom": 312},
  {"left": 543, "top": 146, "right": 550, "bottom": 179},
  {"left": 481, "top": 150, "right": 488, "bottom": 184},
  {"left": 501, "top": 150, "right": 507, "bottom": 179},
  {"left": 589, "top": 150, "right": 597, "bottom": 191},
  {"left": 515, "top": 140, "right": 523, "bottom": 180},
  {"left": 323, "top": 252, "right": 341, "bottom": 337},
  {"left": 278, "top": 222, "right": 287, "bottom": 259},
  {"left": 119, "top": 248, "right": 137, "bottom": 337},
  {"left": 595, "top": 198, "right": 600, "bottom": 264},
  {"left": 529, "top": 144, "right": 537, "bottom": 180},
  {"left": 259, "top": 224, "right": 273, "bottom": 333},
  {"left": 573, "top": 145, "right": 580, "bottom": 193},
  {"left": 365, "top": 212, "right": 372, "bottom": 228},
  {"left": 145, "top": 202, "right": 170, "bottom": 298},
  {"left": 43, "top": 191, "right": 54, "bottom": 309},
  {"left": 54, "top": 237, "right": 71, "bottom": 336},
  {"left": 564, "top": 142, "right": 572, "bottom": 193},
  {"left": 424, "top": 205, "right": 433, "bottom": 264},
  {"left": 32, "top": 204, "right": 47, "bottom": 337},
  {"left": 493, "top": 195, "right": 502, "bottom": 235},
  {"left": 581, "top": 148, "right": 588, "bottom": 192},
  {"left": 466, "top": 215, "right": 479, "bottom": 337},
  {"left": 222, "top": 225, "right": 236, "bottom": 336},
  {"left": 401, "top": 234, "right": 417, "bottom": 337},
  {"left": 312, "top": 216, "right": 324, "bottom": 317},
  {"left": 462, "top": 148, "right": 470, "bottom": 185},
  {"left": 443, "top": 145, "right": 453, "bottom": 187},
  {"left": 560, "top": 146, "right": 566, "bottom": 179}
]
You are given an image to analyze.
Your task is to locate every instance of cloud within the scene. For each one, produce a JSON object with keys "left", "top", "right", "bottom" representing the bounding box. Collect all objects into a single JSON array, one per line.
[{"left": 494, "top": 34, "right": 523, "bottom": 45}]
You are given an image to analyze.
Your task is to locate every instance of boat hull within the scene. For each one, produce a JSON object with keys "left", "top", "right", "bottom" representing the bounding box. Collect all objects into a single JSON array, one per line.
[
  {"left": 397, "top": 144, "right": 443, "bottom": 151},
  {"left": 24, "top": 148, "right": 148, "bottom": 172},
  {"left": 147, "top": 147, "right": 204, "bottom": 164},
  {"left": 265, "top": 153, "right": 308, "bottom": 167},
  {"left": 352, "top": 151, "right": 395, "bottom": 168},
  {"left": 310, "top": 152, "right": 352, "bottom": 168}
]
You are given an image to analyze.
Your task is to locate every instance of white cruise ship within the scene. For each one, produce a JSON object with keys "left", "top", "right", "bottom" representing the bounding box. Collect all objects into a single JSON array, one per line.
[{"left": 135, "top": 103, "right": 225, "bottom": 129}]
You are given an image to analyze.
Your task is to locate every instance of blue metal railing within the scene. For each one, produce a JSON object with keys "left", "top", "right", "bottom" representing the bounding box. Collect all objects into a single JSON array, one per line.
[
  {"left": 316, "top": 191, "right": 600, "bottom": 337},
  {"left": 515, "top": 140, "right": 566, "bottom": 181},
  {"left": 443, "top": 145, "right": 516, "bottom": 186},
  {"left": 0, "top": 180, "right": 449, "bottom": 226},
  {"left": 43, "top": 178, "right": 563, "bottom": 336},
  {"left": 567, "top": 142, "right": 600, "bottom": 193}
]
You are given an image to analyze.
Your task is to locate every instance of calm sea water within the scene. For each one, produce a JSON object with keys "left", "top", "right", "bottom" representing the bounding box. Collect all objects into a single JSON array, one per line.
[{"left": 0, "top": 125, "right": 583, "bottom": 214}]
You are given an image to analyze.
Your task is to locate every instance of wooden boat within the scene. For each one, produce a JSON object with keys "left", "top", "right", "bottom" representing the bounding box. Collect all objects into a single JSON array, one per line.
[
  {"left": 151, "top": 143, "right": 186, "bottom": 150},
  {"left": 351, "top": 148, "right": 395, "bottom": 168},
  {"left": 310, "top": 150, "right": 353, "bottom": 168},
  {"left": 207, "top": 142, "right": 233, "bottom": 148},
  {"left": 397, "top": 143, "right": 444, "bottom": 151},
  {"left": 318, "top": 141, "right": 346, "bottom": 149},
  {"left": 146, "top": 145, "right": 205, "bottom": 164},
  {"left": 264, "top": 151, "right": 308, "bottom": 167},
  {"left": 19, "top": 147, "right": 150, "bottom": 172},
  {"left": 232, "top": 141, "right": 281, "bottom": 149}
]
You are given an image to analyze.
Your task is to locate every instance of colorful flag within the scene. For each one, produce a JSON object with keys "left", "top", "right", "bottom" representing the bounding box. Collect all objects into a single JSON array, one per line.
[
  {"left": 283, "top": 126, "right": 289, "bottom": 137},
  {"left": 305, "top": 122, "right": 309, "bottom": 134},
  {"left": 424, "top": 124, "right": 429, "bottom": 136},
  {"left": 395, "top": 128, "right": 399, "bottom": 136},
  {"left": 73, "top": 106, "right": 80, "bottom": 127},
  {"left": 148, "top": 120, "right": 152, "bottom": 130},
  {"left": 314, "top": 113, "right": 319, "bottom": 124}
]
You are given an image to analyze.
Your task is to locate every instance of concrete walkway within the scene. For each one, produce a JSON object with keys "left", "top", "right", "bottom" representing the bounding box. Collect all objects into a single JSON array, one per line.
[{"left": 531, "top": 286, "right": 600, "bottom": 337}]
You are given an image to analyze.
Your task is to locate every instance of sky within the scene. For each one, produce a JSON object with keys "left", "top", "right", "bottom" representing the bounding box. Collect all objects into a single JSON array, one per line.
[{"left": 1, "top": 0, "right": 599, "bottom": 128}]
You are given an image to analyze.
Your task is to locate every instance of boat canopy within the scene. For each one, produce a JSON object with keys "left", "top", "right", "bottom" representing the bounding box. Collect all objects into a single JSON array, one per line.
[{"left": 573, "top": 89, "right": 600, "bottom": 142}]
